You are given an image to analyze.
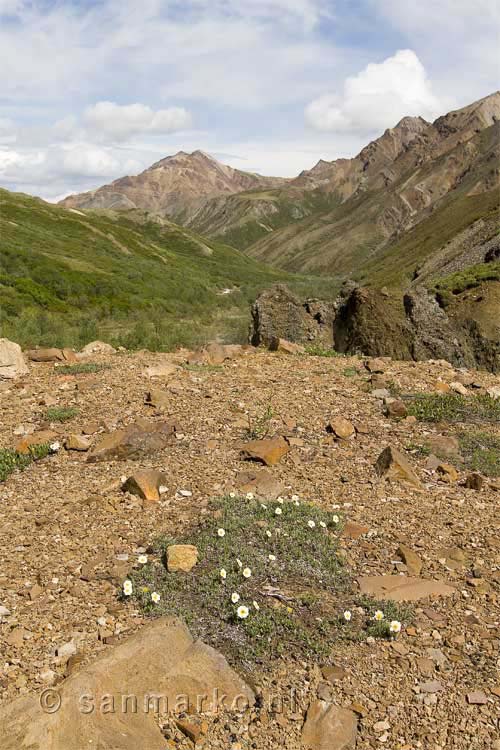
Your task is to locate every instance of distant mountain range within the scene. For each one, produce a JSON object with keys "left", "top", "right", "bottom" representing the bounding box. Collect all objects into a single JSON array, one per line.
[{"left": 61, "top": 92, "right": 500, "bottom": 289}]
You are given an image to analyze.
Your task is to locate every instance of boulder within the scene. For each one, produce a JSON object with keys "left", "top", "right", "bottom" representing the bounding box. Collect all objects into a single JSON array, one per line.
[
  {"left": 26, "top": 348, "right": 78, "bottom": 363},
  {"left": 0, "top": 339, "right": 29, "bottom": 380},
  {"left": 80, "top": 341, "right": 116, "bottom": 356},
  {"left": 384, "top": 399, "right": 408, "bottom": 418},
  {"left": 301, "top": 700, "right": 357, "bottom": 750},
  {"left": 167, "top": 545, "right": 199, "bottom": 572},
  {"left": 333, "top": 285, "right": 412, "bottom": 359},
  {"left": 26, "top": 348, "right": 64, "bottom": 362},
  {"left": 122, "top": 470, "right": 168, "bottom": 502},
  {"left": 436, "top": 462, "right": 459, "bottom": 483},
  {"left": 0, "top": 617, "right": 254, "bottom": 750},
  {"left": 241, "top": 436, "right": 290, "bottom": 466},
  {"left": 465, "top": 472, "right": 484, "bottom": 491},
  {"left": 145, "top": 362, "right": 179, "bottom": 378},
  {"left": 403, "top": 288, "right": 473, "bottom": 368},
  {"left": 87, "top": 420, "right": 178, "bottom": 462},
  {"left": 375, "top": 446, "right": 422, "bottom": 488},
  {"left": 251, "top": 284, "right": 334, "bottom": 348},
  {"left": 357, "top": 575, "right": 455, "bottom": 602}
]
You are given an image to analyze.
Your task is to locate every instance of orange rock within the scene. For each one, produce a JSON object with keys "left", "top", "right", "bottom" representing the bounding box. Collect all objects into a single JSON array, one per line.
[
  {"left": 15, "top": 430, "right": 57, "bottom": 454},
  {"left": 167, "top": 545, "right": 199, "bottom": 573},
  {"left": 375, "top": 446, "right": 422, "bottom": 488},
  {"left": 241, "top": 436, "right": 290, "bottom": 466},
  {"left": 122, "top": 470, "right": 168, "bottom": 502},
  {"left": 326, "top": 417, "right": 355, "bottom": 439}
]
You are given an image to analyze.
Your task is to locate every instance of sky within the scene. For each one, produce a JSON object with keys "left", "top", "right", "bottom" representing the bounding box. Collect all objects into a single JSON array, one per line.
[{"left": 0, "top": 0, "right": 498, "bottom": 200}]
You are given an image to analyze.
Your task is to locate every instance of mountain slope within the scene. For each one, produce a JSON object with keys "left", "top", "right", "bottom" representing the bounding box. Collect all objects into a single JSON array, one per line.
[
  {"left": 246, "top": 93, "right": 500, "bottom": 282},
  {"left": 60, "top": 150, "right": 287, "bottom": 222},
  {"left": 0, "top": 188, "right": 334, "bottom": 350}
]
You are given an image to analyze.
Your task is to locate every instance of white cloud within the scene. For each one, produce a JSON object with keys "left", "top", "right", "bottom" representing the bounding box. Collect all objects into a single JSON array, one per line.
[
  {"left": 305, "top": 49, "right": 444, "bottom": 133},
  {"left": 61, "top": 145, "right": 122, "bottom": 178},
  {"left": 84, "top": 102, "right": 193, "bottom": 141}
]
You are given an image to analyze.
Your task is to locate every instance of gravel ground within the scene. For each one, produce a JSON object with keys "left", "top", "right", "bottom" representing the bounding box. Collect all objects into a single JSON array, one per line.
[{"left": 0, "top": 349, "right": 498, "bottom": 749}]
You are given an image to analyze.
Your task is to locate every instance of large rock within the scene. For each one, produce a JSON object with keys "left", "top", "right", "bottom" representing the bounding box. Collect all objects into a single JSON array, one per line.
[
  {"left": 0, "top": 617, "right": 254, "bottom": 750},
  {"left": 357, "top": 575, "right": 455, "bottom": 602},
  {"left": 301, "top": 700, "right": 357, "bottom": 750},
  {"left": 0, "top": 339, "right": 29, "bottom": 380},
  {"left": 87, "top": 420, "right": 178, "bottom": 462},
  {"left": 333, "top": 285, "right": 413, "bottom": 359},
  {"left": 251, "top": 284, "right": 334, "bottom": 348},
  {"left": 403, "top": 288, "right": 473, "bottom": 367},
  {"left": 231, "top": 468, "right": 285, "bottom": 499},
  {"left": 167, "top": 545, "right": 199, "bottom": 572}
]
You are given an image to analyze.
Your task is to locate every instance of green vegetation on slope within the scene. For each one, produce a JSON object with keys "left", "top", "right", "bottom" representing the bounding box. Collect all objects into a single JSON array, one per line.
[
  {"left": 357, "top": 189, "right": 499, "bottom": 289},
  {"left": 0, "top": 189, "right": 336, "bottom": 350},
  {"left": 188, "top": 187, "right": 338, "bottom": 251},
  {"left": 433, "top": 259, "right": 500, "bottom": 307}
]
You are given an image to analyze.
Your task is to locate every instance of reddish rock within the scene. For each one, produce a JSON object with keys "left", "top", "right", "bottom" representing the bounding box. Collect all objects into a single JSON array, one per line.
[
  {"left": 241, "top": 436, "right": 290, "bottom": 466},
  {"left": 122, "top": 470, "right": 168, "bottom": 502},
  {"left": 375, "top": 446, "right": 422, "bottom": 488},
  {"left": 15, "top": 430, "right": 57, "bottom": 454},
  {"left": 87, "top": 420, "right": 178, "bottom": 462}
]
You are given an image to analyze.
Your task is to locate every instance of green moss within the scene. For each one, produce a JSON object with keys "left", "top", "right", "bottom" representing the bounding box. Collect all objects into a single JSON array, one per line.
[
  {"left": 434, "top": 260, "right": 500, "bottom": 307},
  {"left": 56, "top": 363, "right": 110, "bottom": 375},
  {"left": 0, "top": 444, "right": 51, "bottom": 482},
  {"left": 406, "top": 394, "right": 500, "bottom": 423},
  {"left": 459, "top": 431, "right": 500, "bottom": 477},
  {"left": 46, "top": 406, "right": 79, "bottom": 422},
  {"left": 303, "top": 343, "right": 341, "bottom": 357}
]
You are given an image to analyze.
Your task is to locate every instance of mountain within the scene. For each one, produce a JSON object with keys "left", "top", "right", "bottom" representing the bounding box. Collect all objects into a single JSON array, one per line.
[
  {"left": 245, "top": 92, "right": 500, "bottom": 282},
  {"left": 0, "top": 188, "right": 333, "bottom": 351},
  {"left": 60, "top": 150, "right": 288, "bottom": 222}
]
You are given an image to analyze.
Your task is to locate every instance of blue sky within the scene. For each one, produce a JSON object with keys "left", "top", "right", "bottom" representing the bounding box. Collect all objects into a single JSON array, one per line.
[{"left": 0, "top": 0, "right": 498, "bottom": 199}]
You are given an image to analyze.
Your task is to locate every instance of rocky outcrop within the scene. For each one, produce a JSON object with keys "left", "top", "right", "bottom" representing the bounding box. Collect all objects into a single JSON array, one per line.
[
  {"left": 332, "top": 283, "right": 499, "bottom": 372},
  {"left": 403, "top": 288, "right": 474, "bottom": 367},
  {"left": 251, "top": 284, "right": 335, "bottom": 348},
  {"left": 333, "top": 286, "right": 413, "bottom": 360},
  {"left": 0, "top": 339, "right": 28, "bottom": 379}
]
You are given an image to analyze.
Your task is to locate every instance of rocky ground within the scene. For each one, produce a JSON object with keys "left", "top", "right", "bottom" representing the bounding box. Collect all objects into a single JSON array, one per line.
[{"left": 0, "top": 346, "right": 499, "bottom": 749}]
